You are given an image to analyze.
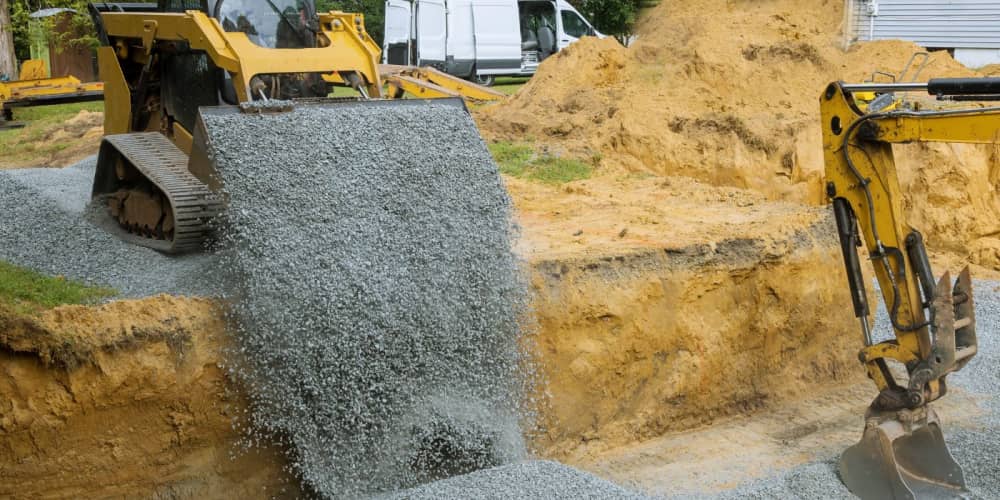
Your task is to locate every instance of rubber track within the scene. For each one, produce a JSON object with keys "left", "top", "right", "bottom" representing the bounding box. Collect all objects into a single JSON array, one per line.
[{"left": 99, "top": 133, "right": 224, "bottom": 253}]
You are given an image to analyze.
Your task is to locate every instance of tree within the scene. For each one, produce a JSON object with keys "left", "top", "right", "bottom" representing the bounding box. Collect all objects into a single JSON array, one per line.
[
  {"left": 315, "top": 0, "right": 385, "bottom": 48},
  {"left": 1, "top": 0, "right": 15, "bottom": 79},
  {"left": 6, "top": 0, "right": 98, "bottom": 67},
  {"left": 569, "top": 0, "right": 642, "bottom": 46}
]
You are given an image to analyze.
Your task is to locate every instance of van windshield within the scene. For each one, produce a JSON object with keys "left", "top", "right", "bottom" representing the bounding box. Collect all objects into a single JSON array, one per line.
[
  {"left": 560, "top": 10, "right": 589, "bottom": 38},
  {"left": 217, "top": 0, "right": 317, "bottom": 48}
]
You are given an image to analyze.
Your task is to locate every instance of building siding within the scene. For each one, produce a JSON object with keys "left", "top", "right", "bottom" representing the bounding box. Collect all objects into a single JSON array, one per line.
[{"left": 851, "top": 0, "right": 1000, "bottom": 49}]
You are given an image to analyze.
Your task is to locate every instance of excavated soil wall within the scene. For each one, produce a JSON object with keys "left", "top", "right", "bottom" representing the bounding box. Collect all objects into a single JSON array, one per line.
[
  {"left": 525, "top": 216, "right": 860, "bottom": 460},
  {"left": 0, "top": 296, "right": 296, "bottom": 498}
]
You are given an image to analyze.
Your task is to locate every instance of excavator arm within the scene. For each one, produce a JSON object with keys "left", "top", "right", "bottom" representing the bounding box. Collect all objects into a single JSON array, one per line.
[{"left": 820, "top": 79, "right": 999, "bottom": 499}]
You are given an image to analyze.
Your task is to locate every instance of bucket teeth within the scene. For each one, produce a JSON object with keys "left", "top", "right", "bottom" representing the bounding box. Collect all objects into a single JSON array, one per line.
[
  {"left": 930, "top": 271, "right": 957, "bottom": 370},
  {"left": 953, "top": 267, "right": 977, "bottom": 368},
  {"left": 839, "top": 406, "right": 967, "bottom": 500}
]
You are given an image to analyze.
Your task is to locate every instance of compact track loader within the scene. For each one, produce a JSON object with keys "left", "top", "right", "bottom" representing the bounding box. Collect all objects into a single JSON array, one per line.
[
  {"left": 88, "top": 0, "right": 472, "bottom": 252},
  {"left": 820, "top": 78, "right": 1000, "bottom": 499}
]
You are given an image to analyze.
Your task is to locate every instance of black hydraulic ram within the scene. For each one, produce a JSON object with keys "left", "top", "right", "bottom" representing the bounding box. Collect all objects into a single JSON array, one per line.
[
  {"left": 832, "top": 198, "right": 873, "bottom": 346},
  {"left": 904, "top": 231, "right": 936, "bottom": 309},
  {"left": 840, "top": 78, "right": 1000, "bottom": 100}
]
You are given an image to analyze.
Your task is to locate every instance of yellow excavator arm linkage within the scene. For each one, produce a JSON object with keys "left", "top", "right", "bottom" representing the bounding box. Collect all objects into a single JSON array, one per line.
[{"left": 820, "top": 79, "right": 999, "bottom": 499}]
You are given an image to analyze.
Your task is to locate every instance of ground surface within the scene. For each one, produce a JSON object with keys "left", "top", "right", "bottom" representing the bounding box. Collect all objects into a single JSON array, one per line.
[{"left": 0, "top": 102, "right": 104, "bottom": 169}]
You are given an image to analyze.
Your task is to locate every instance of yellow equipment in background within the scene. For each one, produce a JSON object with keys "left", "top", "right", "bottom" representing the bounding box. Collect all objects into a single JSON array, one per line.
[
  {"left": 820, "top": 78, "right": 1000, "bottom": 499},
  {"left": 853, "top": 52, "right": 929, "bottom": 113},
  {"left": 382, "top": 64, "right": 506, "bottom": 102},
  {"left": 0, "top": 59, "right": 104, "bottom": 126}
]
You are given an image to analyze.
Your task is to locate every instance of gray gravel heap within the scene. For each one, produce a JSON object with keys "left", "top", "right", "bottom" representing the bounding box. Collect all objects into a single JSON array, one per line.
[
  {"left": 722, "top": 278, "right": 1000, "bottom": 499},
  {"left": 383, "top": 460, "right": 651, "bottom": 499},
  {"left": 0, "top": 157, "right": 218, "bottom": 297},
  {"left": 204, "top": 101, "right": 534, "bottom": 497}
]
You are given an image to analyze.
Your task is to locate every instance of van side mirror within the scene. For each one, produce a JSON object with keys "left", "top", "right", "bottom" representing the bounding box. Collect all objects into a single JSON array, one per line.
[{"left": 587, "top": 26, "right": 596, "bottom": 36}]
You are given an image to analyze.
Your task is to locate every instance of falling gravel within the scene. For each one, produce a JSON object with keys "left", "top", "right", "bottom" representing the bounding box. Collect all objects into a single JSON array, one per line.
[{"left": 203, "top": 101, "right": 534, "bottom": 497}]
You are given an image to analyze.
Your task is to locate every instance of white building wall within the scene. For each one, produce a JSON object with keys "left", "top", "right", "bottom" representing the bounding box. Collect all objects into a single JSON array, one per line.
[{"left": 849, "top": 0, "right": 1000, "bottom": 65}]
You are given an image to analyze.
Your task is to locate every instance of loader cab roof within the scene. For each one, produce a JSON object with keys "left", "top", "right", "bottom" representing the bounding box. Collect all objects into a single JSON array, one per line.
[{"left": 155, "top": 0, "right": 318, "bottom": 48}]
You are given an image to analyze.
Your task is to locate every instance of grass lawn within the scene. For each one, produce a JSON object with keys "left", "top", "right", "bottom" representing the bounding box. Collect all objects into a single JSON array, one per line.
[
  {"left": 488, "top": 140, "right": 592, "bottom": 184},
  {"left": 0, "top": 261, "right": 116, "bottom": 316},
  {"left": 492, "top": 76, "right": 529, "bottom": 95},
  {"left": 0, "top": 101, "right": 104, "bottom": 168}
]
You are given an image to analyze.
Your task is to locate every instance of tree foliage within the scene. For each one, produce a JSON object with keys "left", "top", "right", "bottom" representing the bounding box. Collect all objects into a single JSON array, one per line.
[
  {"left": 9, "top": 0, "right": 98, "bottom": 62},
  {"left": 568, "top": 0, "right": 641, "bottom": 45},
  {"left": 315, "top": 0, "right": 384, "bottom": 48}
]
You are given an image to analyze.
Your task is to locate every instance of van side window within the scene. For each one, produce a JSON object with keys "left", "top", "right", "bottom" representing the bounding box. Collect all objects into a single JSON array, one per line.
[{"left": 560, "top": 10, "right": 589, "bottom": 38}]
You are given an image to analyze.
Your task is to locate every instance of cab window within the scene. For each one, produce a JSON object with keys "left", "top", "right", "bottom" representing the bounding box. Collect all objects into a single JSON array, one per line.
[{"left": 560, "top": 10, "right": 589, "bottom": 38}]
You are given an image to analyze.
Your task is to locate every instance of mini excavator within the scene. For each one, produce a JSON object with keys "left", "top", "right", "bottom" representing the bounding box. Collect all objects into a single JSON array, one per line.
[{"left": 821, "top": 78, "right": 1000, "bottom": 499}]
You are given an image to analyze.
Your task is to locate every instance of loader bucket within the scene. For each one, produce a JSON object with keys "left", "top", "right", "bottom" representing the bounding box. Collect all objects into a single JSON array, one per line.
[{"left": 839, "top": 406, "right": 966, "bottom": 499}]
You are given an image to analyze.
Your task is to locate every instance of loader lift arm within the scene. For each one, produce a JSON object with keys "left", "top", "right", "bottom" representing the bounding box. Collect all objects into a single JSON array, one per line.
[{"left": 820, "top": 79, "right": 1000, "bottom": 499}]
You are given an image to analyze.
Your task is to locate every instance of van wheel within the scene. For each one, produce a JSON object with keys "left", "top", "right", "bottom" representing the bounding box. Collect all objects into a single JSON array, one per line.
[{"left": 473, "top": 74, "right": 495, "bottom": 87}]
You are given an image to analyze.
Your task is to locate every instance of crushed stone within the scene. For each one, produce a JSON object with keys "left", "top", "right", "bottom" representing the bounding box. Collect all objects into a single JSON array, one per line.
[
  {"left": 382, "top": 460, "right": 650, "bottom": 499},
  {"left": 202, "top": 101, "right": 535, "bottom": 497},
  {"left": 0, "top": 157, "right": 218, "bottom": 297}
]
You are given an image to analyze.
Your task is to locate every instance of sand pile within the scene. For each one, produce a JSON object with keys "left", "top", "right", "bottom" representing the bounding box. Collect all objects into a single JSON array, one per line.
[
  {"left": 478, "top": 1, "right": 971, "bottom": 202},
  {"left": 477, "top": 0, "right": 1000, "bottom": 267}
]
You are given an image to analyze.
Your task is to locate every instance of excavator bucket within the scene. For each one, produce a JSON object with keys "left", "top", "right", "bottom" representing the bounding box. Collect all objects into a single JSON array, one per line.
[{"left": 840, "top": 401, "right": 967, "bottom": 499}]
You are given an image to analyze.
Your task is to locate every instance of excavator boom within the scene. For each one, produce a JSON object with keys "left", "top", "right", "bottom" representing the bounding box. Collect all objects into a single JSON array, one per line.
[{"left": 820, "top": 79, "right": 1000, "bottom": 499}]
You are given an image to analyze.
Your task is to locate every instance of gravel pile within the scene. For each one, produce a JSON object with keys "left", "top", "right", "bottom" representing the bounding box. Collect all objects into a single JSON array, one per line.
[
  {"left": 203, "top": 101, "right": 535, "bottom": 497},
  {"left": 383, "top": 460, "right": 650, "bottom": 499},
  {"left": 0, "top": 157, "right": 218, "bottom": 297},
  {"left": 722, "top": 277, "right": 1000, "bottom": 499}
]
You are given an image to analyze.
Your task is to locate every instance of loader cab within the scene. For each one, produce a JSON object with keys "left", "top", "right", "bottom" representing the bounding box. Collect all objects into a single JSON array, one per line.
[{"left": 214, "top": 0, "right": 318, "bottom": 48}]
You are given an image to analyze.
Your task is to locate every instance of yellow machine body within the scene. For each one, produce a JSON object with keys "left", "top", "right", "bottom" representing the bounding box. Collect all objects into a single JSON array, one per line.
[
  {"left": 381, "top": 64, "right": 506, "bottom": 102},
  {"left": 87, "top": 0, "right": 478, "bottom": 253},
  {"left": 88, "top": 1, "right": 389, "bottom": 252},
  {"left": 820, "top": 79, "right": 996, "bottom": 499},
  {"left": 97, "top": 8, "right": 384, "bottom": 141}
]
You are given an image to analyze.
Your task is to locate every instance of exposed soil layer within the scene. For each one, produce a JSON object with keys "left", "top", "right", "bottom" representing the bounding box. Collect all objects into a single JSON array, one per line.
[
  {"left": 0, "top": 296, "right": 297, "bottom": 498},
  {"left": 511, "top": 176, "right": 860, "bottom": 458}
]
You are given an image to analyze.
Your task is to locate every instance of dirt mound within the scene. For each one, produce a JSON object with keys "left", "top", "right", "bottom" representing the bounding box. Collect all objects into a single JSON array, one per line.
[
  {"left": 478, "top": 5, "right": 971, "bottom": 203},
  {"left": 0, "top": 296, "right": 296, "bottom": 498},
  {"left": 476, "top": 0, "right": 1000, "bottom": 267}
]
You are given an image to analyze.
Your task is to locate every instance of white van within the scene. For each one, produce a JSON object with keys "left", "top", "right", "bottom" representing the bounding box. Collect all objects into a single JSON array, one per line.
[{"left": 383, "top": 0, "right": 601, "bottom": 85}]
